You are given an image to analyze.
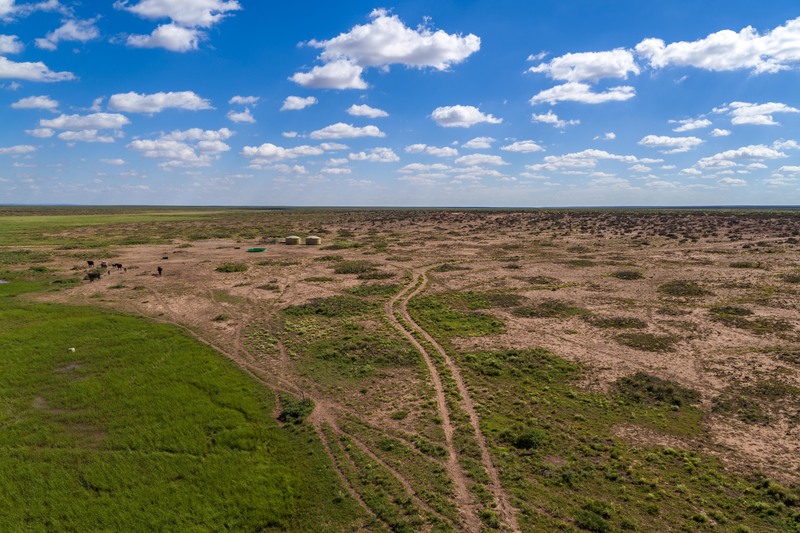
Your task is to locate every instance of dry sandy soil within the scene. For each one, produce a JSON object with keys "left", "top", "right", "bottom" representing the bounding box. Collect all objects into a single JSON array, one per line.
[{"left": 38, "top": 210, "right": 800, "bottom": 515}]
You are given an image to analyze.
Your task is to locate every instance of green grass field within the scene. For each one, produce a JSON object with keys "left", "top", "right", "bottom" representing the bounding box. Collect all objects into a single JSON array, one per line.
[{"left": 0, "top": 263, "right": 364, "bottom": 531}]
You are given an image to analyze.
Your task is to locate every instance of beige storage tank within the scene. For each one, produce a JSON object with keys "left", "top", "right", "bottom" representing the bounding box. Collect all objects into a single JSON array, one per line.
[
  {"left": 285, "top": 235, "right": 301, "bottom": 245},
  {"left": 305, "top": 235, "right": 322, "bottom": 245}
]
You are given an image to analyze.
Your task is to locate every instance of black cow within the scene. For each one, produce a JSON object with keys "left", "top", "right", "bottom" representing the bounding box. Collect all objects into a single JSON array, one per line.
[
  {"left": 157, "top": 266, "right": 163, "bottom": 276},
  {"left": 87, "top": 260, "right": 94, "bottom": 268},
  {"left": 112, "top": 263, "right": 123, "bottom": 270},
  {"left": 85, "top": 271, "right": 102, "bottom": 282}
]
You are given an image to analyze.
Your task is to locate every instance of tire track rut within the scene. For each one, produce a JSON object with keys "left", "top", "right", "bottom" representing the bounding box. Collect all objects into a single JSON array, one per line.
[{"left": 389, "top": 267, "right": 521, "bottom": 532}]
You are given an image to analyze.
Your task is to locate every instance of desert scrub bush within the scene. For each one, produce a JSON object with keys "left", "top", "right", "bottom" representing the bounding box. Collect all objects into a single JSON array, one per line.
[
  {"left": 563, "top": 259, "right": 595, "bottom": 267},
  {"left": 278, "top": 395, "right": 313, "bottom": 424},
  {"left": 770, "top": 347, "right": 800, "bottom": 365},
  {"left": 409, "top": 296, "right": 504, "bottom": 337},
  {"left": 511, "top": 429, "right": 547, "bottom": 450},
  {"left": 658, "top": 280, "right": 708, "bottom": 297},
  {"left": 303, "top": 276, "right": 334, "bottom": 282},
  {"left": 313, "top": 255, "right": 343, "bottom": 262},
  {"left": 610, "top": 270, "right": 643, "bottom": 280},
  {"left": 525, "top": 275, "right": 561, "bottom": 286},
  {"left": 709, "top": 305, "right": 753, "bottom": 328},
  {"left": 283, "top": 295, "right": 372, "bottom": 317},
  {"left": 615, "top": 372, "right": 700, "bottom": 407},
  {"left": 357, "top": 270, "right": 394, "bottom": 280},
  {"left": 256, "top": 283, "right": 279, "bottom": 291},
  {"left": 460, "top": 291, "right": 524, "bottom": 309},
  {"left": 431, "top": 263, "right": 469, "bottom": 272},
  {"left": 585, "top": 315, "right": 647, "bottom": 329},
  {"left": 0, "top": 250, "right": 51, "bottom": 265},
  {"left": 616, "top": 333, "right": 677, "bottom": 352},
  {"left": 332, "top": 260, "right": 375, "bottom": 275},
  {"left": 256, "top": 259, "right": 298, "bottom": 266},
  {"left": 215, "top": 263, "right": 248, "bottom": 273},
  {"left": 347, "top": 284, "right": 400, "bottom": 297},
  {"left": 574, "top": 508, "right": 611, "bottom": 533},
  {"left": 712, "top": 394, "right": 769, "bottom": 424},
  {"left": 309, "top": 329, "right": 417, "bottom": 369},
  {"left": 730, "top": 261, "right": 764, "bottom": 269},
  {"left": 710, "top": 306, "right": 792, "bottom": 335},
  {"left": 781, "top": 273, "right": 800, "bottom": 284},
  {"left": 321, "top": 241, "right": 362, "bottom": 250},
  {"left": 513, "top": 299, "right": 589, "bottom": 319}
]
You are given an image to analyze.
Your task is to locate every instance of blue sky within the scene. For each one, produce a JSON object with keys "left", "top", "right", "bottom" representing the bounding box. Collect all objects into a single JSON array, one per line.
[{"left": 1, "top": 1, "right": 800, "bottom": 206}]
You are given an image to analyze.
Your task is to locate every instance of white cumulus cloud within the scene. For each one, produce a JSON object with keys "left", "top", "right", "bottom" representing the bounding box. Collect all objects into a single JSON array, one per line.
[
  {"left": 349, "top": 147, "right": 399, "bottom": 163},
  {"left": 347, "top": 104, "right": 388, "bottom": 118},
  {"left": 404, "top": 144, "right": 457, "bottom": 157},
  {"left": 710, "top": 128, "right": 731, "bottom": 137},
  {"left": 289, "top": 59, "right": 367, "bottom": 90},
  {"left": 108, "top": 91, "right": 212, "bottom": 113},
  {"left": 309, "top": 122, "right": 384, "bottom": 139},
  {"left": 697, "top": 144, "right": 787, "bottom": 168},
  {"left": 531, "top": 109, "right": 579, "bottom": 128},
  {"left": 126, "top": 23, "right": 203, "bottom": 52},
  {"left": 227, "top": 108, "right": 254, "bottom": 123},
  {"left": 529, "top": 48, "right": 639, "bottom": 82},
  {"left": 531, "top": 82, "right": 635, "bottom": 105},
  {"left": 128, "top": 127, "right": 233, "bottom": 168},
  {"left": 41, "top": 112, "right": 130, "bottom": 130},
  {"left": 671, "top": 118, "right": 711, "bottom": 132},
  {"left": 0, "top": 56, "right": 74, "bottom": 81},
  {"left": 462, "top": 136, "right": 495, "bottom": 149},
  {"left": 501, "top": 140, "right": 544, "bottom": 153},
  {"left": 0, "top": 34, "right": 23, "bottom": 54},
  {"left": 715, "top": 101, "right": 799, "bottom": 126},
  {"left": 431, "top": 105, "right": 501, "bottom": 128},
  {"left": 35, "top": 18, "right": 100, "bottom": 50},
  {"left": 240, "top": 143, "right": 325, "bottom": 162},
  {"left": 115, "top": 0, "right": 241, "bottom": 27},
  {"left": 638, "top": 135, "right": 704, "bottom": 153},
  {"left": 58, "top": 130, "right": 114, "bottom": 143},
  {"left": 455, "top": 153, "right": 507, "bottom": 166},
  {"left": 0, "top": 144, "right": 36, "bottom": 155},
  {"left": 229, "top": 95, "right": 258, "bottom": 106},
  {"left": 11, "top": 95, "right": 58, "bottom": 111},
  {"left": 291, "top": 9, "right": 479, "bottom": 89},
  {"left": 636, "top": 17, "right": 800, "bottom": 74},
  {"left": 281, "top": 95, "right": 317, "bottom": 111},
  {"left": 25, "top": 127, "right": 54, "bottom": 138}
]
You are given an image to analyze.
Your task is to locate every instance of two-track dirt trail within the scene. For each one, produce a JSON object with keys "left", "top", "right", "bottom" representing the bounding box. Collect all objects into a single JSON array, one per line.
[{"left": 386, "top": 267, "right": 521, "bottom": 533}]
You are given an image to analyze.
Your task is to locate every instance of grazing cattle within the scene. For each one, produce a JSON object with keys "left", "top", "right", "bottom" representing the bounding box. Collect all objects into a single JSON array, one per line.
[
  {"left": 162, "top": 256, "right": 169, "bottom": 260},
  {"left": 112, "top": 263, "right": 123, "bottom": 270},
  {"left": 87, "top": 260, "right": 94, "bottom": 268},
  {"left": 85, "top": 271, "right": 102, "bottom": 282},
  {"left": 100, "top": 261, "right": 108, "bottom": 268},
  {"left": 157, "top": 266, "right": 163, "bottom": 276}
]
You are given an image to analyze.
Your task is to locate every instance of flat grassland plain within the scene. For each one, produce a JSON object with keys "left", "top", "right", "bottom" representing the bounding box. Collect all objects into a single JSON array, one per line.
[{"left": 1, "top": 206, "right": 799, "bottom": 532}]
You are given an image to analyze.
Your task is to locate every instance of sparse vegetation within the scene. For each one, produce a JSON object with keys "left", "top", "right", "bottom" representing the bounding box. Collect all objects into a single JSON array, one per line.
[
  {"left": 615, "top": 372, "right": 700, "bottom": 407},
  {"left": 215, "top": 262, "right": 248, "bottom": 273},
  {"left": 617, "top": 332, "right": 677, "bottom": 352},
  {"left": 4, "top": 206, "right": 800, "bottom": 533},
  {"left": 585, "top": 315, "right": 647, "bottom": 329},
  {"left": 513, "top": 299, "right": 589, "bottom": 318},
  {"left": 283, "top": 295, "right": 373, "bottom": 317},
  {"left": 658, "top": 280, "right": 709, "bottom": 297},
  {"left": 611, "top": 270, "right": 643, "bottom": 280}
]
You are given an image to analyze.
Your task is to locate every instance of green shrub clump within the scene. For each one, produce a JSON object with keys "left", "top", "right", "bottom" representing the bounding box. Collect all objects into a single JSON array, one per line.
[
  {"left": 658, "top": 280, "right": 708, "bottom": 297},
  {"left": 513, "top": 299, "right": 588, "bottom": 319},
  {"left": 216, "top": 263, "right": 248, "bottom": 273},
  {"left": 615, "top": 372, "right": 700, "bottom": 407}
]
